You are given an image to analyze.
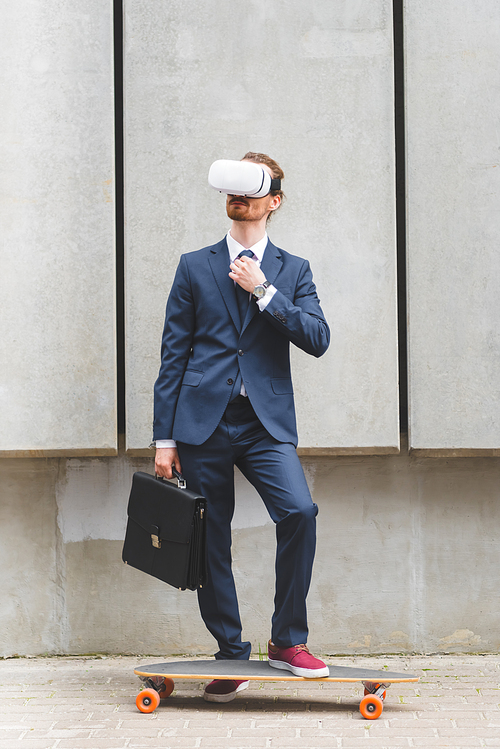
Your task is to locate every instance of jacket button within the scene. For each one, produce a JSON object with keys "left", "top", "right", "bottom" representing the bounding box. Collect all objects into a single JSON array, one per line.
[
  {"left": 227, "top": 378, "right": 233, "bottom": 385},
  {"left": 238, "top": 350, "right": 244, "bottom": 356}
]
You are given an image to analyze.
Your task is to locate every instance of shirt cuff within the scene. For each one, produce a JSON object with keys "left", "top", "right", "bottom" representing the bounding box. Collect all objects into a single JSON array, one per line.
[
  {"left": 155, "top": 439, "right": 177, "bottom": 449},
  {"left": 257, "top": 284, "right": 277, "bottom": 311}
]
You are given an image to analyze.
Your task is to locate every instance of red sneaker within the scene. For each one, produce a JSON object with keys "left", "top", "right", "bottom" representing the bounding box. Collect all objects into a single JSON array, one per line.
[
  {"left": 203, "top": 679, "right": 249, "bottom": 703},
  {"left": 268, "top": 640, "right": 329, "bottom": 678}
]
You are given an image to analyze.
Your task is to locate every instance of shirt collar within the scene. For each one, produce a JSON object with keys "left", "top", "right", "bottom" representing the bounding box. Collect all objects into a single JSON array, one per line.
[{"left": 226, "top": 230, "right": 268, "bottom": 264}]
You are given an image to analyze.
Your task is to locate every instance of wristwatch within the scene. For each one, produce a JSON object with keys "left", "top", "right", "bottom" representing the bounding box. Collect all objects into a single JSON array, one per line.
[{"left": 253, "top": 280, "right": 271, "bottom": 300}]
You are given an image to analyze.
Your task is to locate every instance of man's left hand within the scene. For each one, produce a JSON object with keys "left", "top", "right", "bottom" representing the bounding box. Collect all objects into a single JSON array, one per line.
[{"left": 229, "top": 256, "right": 266, "bottom": 292}]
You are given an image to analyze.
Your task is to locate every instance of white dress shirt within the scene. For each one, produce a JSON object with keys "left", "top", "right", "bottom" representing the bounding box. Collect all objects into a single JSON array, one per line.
[{"left": 156, "top": 232, "right": 277, "bottom": 449}]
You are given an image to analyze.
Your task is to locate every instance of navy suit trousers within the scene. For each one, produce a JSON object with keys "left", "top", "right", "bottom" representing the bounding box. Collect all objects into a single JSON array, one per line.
[{"left": 177, "top": 396, "right": 318, "bottom": 660}]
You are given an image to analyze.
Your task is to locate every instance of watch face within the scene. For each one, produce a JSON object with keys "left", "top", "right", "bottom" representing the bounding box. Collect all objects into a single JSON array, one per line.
[{"left": 254, "top": 285, "right": 265, "bottom": 299}]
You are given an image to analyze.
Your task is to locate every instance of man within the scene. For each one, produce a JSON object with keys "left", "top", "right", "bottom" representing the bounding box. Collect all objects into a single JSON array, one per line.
[{"left": 154, "top": 152, "right": 330, "bottom": 702}]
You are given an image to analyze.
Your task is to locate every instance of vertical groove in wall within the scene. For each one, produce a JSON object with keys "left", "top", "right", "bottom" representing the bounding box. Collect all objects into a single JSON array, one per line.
[
  {"left": 393, "top": 0, "right": 408, "bottom": 434},
  {"left": 54, "top": 461, "right": 70, "bottom": 654},
  {"left": 114, "top": 0, "right": 125, "bottom": 437}
]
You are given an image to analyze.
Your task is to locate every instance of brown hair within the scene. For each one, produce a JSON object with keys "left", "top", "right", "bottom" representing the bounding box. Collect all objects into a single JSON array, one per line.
[{"left": 241, "top": 152, "right": 285, "bottom": 222}]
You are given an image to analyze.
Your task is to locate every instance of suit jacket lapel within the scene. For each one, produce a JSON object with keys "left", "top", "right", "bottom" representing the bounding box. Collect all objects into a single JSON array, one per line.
[
  {"left": 241, "top": 239, "right": 283, "bottom": 334},
  {"left": 208, "top": 238, "right": 241, "bottom": 331},
  {"left": 259, "top": 239, "right": 283, "bottom": 287}
]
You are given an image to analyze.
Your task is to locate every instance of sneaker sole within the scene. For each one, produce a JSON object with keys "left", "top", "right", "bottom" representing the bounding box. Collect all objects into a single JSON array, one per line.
[
  {"left": 203, "top": 680, "right": 249, "bottom": 703},
  {"left": 268, "top": 659, "right": 330, "bottom": 679}
]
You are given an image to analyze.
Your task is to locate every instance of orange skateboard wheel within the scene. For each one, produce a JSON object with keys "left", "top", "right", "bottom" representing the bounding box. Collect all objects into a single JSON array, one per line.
[
  {"left": 136, "top": 688, "right": 161, "bottom": 713},
  {"left": 359, "top": 693, "right": 384, "bottom": 720},
  {"left": 159, "top": 678, "right": 174, "bottom": 698}
]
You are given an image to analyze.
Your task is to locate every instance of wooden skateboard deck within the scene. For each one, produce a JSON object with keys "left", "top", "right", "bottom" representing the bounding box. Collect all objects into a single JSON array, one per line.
[{"left": 134, "top": 659, "right": 419, "bottom": 719}]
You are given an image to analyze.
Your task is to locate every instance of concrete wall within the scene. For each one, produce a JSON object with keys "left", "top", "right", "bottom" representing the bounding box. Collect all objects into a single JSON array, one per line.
[
  {"left": 405, "top": 0, "right": 500, "bottom": 454},
  {"left": 2, "top": 450, "right": 499, "bottom": 657},
  {"left": 2, "top": 0, "right": 500, "bottom": 659},
  {"left": 124, "top": 0, "right": 400, "bottom": 454},
  {"left": 0, "top": 0, "right": 116, "bottom": 456}
]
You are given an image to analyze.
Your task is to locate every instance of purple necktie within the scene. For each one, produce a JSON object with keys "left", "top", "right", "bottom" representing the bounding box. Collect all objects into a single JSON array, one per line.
[
  {"left": 235, "top": 250, "right": 254, "bottom": 328},
  {"left": 230, "top": 249, "right": 254, "bottom": 400}
]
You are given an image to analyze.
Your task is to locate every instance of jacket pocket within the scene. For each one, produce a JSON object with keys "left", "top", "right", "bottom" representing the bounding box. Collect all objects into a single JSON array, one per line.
[
  {"left": 182, "top": 370, "right": 204, "bottom": 387},
  {"left": 271, "top": 378, "right": 293, "bottom": 395}
]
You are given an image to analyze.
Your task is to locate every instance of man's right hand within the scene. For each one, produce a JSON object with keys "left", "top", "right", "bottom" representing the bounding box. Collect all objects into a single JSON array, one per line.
[{"left": 155, "top": 447, "right": 182, "bottom": 479}]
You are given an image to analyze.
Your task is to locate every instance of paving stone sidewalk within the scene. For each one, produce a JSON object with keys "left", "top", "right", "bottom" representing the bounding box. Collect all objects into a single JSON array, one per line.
[{"left": 1, "top": 654, "right": 499, "bottom": 748}]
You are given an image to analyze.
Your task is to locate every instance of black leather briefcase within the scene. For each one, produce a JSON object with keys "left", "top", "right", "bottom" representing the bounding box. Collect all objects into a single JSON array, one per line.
[{"left": 122, "top": 470, "right": 207, "bottom": 591}]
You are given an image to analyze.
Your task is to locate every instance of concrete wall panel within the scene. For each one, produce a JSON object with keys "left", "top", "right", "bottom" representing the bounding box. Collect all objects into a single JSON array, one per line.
[
  {"left": 124, "top": 0, "right": 399, "bottom": 453},
  {"left": 0, "top": 1, "right": 116, "bottom": 455},
  {"left": 0, "top": 461, "right": 61, "bottom": 655},
  {"left": 405, "top": 1, "right": 500, "bottom": 453}
]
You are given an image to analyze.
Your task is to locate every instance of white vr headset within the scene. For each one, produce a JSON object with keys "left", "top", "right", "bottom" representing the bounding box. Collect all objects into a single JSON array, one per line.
[{"left": 208, "top": 159, "right": 281, "bottom": 198}]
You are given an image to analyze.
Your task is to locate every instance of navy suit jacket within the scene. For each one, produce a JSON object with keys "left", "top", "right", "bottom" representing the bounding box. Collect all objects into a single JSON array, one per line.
[{"left": 153, "top": 237, "right": 329, "bottom": 446}]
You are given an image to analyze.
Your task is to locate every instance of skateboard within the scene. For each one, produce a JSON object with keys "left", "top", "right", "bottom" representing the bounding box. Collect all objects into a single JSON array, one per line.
[{"left": 134, "top": 659, "right": 419, "bottom": 720}]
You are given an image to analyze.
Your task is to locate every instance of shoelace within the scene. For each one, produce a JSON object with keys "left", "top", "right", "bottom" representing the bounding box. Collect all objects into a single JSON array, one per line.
[{"left": 293, "top": 644, "right": 311, "bottom": 653}]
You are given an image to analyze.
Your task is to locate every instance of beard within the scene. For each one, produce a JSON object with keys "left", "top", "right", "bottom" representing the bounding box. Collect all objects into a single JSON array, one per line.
[{"left": 226, "top": 198, "right": 269, "bottom": 223}]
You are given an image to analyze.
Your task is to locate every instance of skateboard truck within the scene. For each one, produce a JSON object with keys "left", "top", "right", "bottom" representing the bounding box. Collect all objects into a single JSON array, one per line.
[
  {"left": 143, "top": 675, "right": 169, "bottom": 693},
  {"left": 362, "top": 681, "right": 389, "bottom": 697}
]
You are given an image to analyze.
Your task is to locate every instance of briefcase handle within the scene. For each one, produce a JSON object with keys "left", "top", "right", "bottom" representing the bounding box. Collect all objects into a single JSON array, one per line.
[{"left": 155, "top": 467, "right": 187, "bottom": 490}]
